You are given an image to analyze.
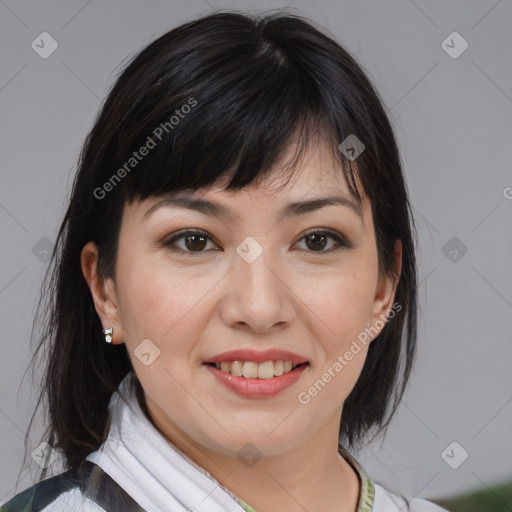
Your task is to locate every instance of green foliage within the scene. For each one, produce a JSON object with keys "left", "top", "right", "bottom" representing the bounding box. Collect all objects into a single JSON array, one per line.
[{"left": 431, "top": 481, "right": 512, "bottom": 512}]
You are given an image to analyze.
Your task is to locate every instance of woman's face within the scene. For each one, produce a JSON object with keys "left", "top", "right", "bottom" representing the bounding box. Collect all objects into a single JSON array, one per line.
[{"left": 83, "top": 139, "right": 400, "bottom": 460}]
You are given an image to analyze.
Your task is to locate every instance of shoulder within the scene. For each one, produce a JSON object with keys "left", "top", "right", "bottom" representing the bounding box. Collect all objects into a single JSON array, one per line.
[
  {"left": 0, "top": 461, "right": 143, "bottom": 512},
  {"left": 373, "top": 483, "right": 449, "bottom": 512},
  {"left": 0, "top": 467, "right": 104, "bottom": 512}
]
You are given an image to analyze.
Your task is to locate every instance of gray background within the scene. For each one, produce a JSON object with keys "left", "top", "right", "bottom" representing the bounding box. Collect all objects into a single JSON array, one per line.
[{"left": 1, "top": 0, "right": 511, "bottom": 504}]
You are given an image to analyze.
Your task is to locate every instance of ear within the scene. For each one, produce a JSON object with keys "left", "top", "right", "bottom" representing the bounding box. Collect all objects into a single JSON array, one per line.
[
  {"left": 369, "top": 239, "right": 402, "bottom": 342},
  {"left": 81, "top": 241, "right": 125, "bottom": 345}
]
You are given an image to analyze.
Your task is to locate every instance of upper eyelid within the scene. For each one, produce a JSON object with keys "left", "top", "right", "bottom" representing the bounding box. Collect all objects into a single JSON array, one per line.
[{"left": 167, "top": 227, "right": 343, "bottom": 240}]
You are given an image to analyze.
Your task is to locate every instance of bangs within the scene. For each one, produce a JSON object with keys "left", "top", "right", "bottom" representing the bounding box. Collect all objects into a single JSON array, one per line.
[{"left": 92, "top": 13, "right": 365, "bottom": 207}]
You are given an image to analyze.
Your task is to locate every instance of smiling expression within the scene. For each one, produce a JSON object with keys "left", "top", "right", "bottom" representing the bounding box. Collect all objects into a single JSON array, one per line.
[{"left": 84, "top": 137, "right": 400, "bottom": 460}]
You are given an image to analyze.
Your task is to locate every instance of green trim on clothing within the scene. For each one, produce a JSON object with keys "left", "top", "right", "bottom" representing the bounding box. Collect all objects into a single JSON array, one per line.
[
  {"left": 341, "top": 448, "right": 375, "bottom": 512},
  {"left": 233, "top": 449, "right": 375, "bottom": 512},
  {"left": 236, "top": 501, "right": 256, "bottom": 512}
]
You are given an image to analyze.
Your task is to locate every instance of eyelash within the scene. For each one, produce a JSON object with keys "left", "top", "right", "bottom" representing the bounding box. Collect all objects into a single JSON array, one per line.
[{"left": 163, "top": 229, "right": 353, "bottom": 255}]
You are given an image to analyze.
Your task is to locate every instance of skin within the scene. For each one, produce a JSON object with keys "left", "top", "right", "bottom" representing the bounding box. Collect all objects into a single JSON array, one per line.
[{"left": 81, "top": 137, "right": 401, "bottom": 512}]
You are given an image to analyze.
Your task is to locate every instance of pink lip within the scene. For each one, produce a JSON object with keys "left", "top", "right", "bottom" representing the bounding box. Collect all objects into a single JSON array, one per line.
[
  {"left": 205, "top": 363, "right": 309, "bottom": 398},
  {"left": 205, "top": 349, "right": 308, "bottom": 366}
]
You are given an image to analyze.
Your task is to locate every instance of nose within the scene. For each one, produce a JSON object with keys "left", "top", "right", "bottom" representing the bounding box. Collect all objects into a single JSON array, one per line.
[{"left": 220, "top": 245, "right": 295, "bottom": 334}]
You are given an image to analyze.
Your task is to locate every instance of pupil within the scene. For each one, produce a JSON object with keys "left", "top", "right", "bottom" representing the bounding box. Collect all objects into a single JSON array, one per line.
[
  {"left": 306, "top": 234, "right": 326, "bottom": 251},
  {"left": 186, "top": 235, "right": 207, "bottom": 251}
]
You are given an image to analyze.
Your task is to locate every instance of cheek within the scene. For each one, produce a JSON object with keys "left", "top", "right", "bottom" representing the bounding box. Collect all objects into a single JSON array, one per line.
[
  {"left": 335, "top": 274, "right": 375, "bottom": 337},
  {"left": 301, "top": 255, "right": 378, "bottom": 349},
  {"left": 116, "top": 257, "right": 209, "bottom": 415},
  {"left": 116, "top": 253, "right": 216, "bottom": 359},
  {"left": 318, "top": 259, "right": 378, "bottom": 398},
  {"left": 297, "top": 270, "right": 374, "bottom": 416}
]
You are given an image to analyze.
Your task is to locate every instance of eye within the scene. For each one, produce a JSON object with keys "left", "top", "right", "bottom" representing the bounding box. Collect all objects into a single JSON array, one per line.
[
  {"left": 164, "top": 228, "right": 352, "bottom": 255},
  {"left": 164, "top": 230, "right": 218, "bottom": 254},
  {"left": 295, "top": 230, "right": 351, "bottom": 253}
]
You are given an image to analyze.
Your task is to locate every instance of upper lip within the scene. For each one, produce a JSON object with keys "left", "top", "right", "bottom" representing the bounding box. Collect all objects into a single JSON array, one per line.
[{"left": 205, "top": 349, "right": 308, "bottom": 365}]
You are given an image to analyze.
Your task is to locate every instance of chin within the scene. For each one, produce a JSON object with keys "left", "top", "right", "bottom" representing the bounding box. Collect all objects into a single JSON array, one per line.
[{"left": 194, "top": 422, "right": 301, "bottom": 459}]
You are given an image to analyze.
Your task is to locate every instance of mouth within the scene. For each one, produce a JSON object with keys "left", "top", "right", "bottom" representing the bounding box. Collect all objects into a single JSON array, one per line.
[
  {"left": 203, "top": 349, "right": 310, "bottom": 398},
  {"left": 204, "top": 360, "right": 308, "bottom": 379}
]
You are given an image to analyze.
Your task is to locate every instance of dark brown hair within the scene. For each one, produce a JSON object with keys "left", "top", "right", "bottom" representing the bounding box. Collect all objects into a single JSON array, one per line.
[{"left": 28, "top": 10, "right": 418, "bottom": 475}]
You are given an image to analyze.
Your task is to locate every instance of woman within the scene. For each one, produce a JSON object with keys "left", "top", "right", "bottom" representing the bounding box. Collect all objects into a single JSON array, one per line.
[{"left": 2, "top": 11, "right": 448, "bottom": 512}]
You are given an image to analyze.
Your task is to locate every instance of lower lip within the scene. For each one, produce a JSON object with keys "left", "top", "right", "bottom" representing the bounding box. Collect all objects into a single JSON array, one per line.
[{"left": 205, "top": 364, "right": 309, "bottom": 398}]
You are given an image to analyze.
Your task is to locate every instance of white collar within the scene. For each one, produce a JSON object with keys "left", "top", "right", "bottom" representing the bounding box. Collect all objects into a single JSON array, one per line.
[{"left": 86, "top": 372, "right": 250, "bottom": 512}]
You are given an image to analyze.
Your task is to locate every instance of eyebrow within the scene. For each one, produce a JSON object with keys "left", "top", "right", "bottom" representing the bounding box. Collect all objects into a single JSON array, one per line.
[{"left": 143, "top": 193, "right": 364, "bottom": 224}]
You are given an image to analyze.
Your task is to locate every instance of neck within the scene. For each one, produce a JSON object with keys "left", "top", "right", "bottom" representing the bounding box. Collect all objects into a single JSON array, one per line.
[{"left": 147, "top": 404, "right": 361, "bottom": 512}]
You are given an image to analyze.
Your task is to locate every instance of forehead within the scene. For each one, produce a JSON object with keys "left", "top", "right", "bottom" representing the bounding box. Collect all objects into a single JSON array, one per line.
[
  {"left": 223, "top": 132, "right": 355, "bottom": 191},
  {"left": 129, "top": 133, "right": 370, "bottom": 224}
]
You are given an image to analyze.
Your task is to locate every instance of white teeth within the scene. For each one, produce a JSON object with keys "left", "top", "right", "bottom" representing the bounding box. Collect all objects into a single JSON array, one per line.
[
  {"left": 242, "top": 361, "right": 258, "bottom": 378},
  {"left": 273, "top": 360, "right": 284, "bottom": 376},
  {"left": 230, "top": 360, "right": 243, "bottom": 376},
  {"left": 257, "top": 361, "right": 275, "bottom": 379},
  {"left": 214, "top": 360, "right": 300, "bottom": 378}
]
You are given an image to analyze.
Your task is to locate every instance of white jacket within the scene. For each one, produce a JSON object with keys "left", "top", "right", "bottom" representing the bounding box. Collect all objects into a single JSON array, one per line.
[{"left": 1, "top": 373, "right": 449, "bottom": 512}]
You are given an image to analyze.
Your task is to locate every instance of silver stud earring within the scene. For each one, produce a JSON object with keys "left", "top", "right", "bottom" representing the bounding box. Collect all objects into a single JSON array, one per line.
[{"left": 103, "top": 327, "right": 113, "bottom": 343}]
